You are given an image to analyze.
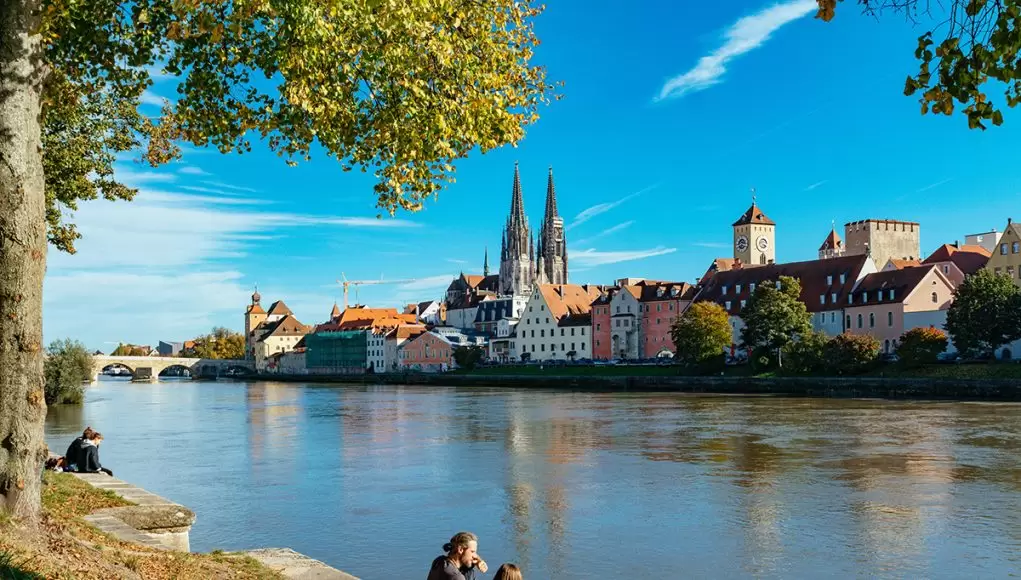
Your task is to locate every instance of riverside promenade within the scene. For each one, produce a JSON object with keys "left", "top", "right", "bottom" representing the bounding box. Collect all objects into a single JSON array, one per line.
[
  {"left": 71, "top": 471, "right": 358, "bottom": 579},
  {"left": 253, "top": 371, "right": 1021, "bottom": 400}
]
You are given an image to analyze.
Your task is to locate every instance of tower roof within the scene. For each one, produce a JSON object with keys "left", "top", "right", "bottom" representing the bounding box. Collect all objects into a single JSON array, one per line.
[
  {"left": 819, "top": 227, "right": 842, "bottom": 251},
  {"left": 330, "top": 302, "right": 341, "bottom": 319},
  {"left": 544, "top": 166, "right": 559, "bottom": 219},
  {"left": 509, "top": 162, "right": 525, "bottom": 222},
  {"left": 733, "top": 203, "right": 775, "bottom": 227}
]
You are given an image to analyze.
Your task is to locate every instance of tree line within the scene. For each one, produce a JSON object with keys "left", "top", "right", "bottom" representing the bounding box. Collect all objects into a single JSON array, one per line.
[{"left": 671, "top": 269, "right": 1021, "bottom": 374}]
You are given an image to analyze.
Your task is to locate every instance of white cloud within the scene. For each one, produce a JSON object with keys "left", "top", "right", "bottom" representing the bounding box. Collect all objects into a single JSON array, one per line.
[
  {"left": 804, "top": 180, "right": 827, "bottom": 191},
  {"left": 656, "top": 0, "right": 817, "bottom": 100},
  {"left": 916, "top": 178, "right": 952, "bottom": 193},
  {"left": 573, "top": 220, "right": 634, "bottom": 247},
  {"left": 568, "top": 185, "right": 657, "bottom": 230},
  {"left": 569, "top": 246, "right": 677, "bottom": 267},
  {"left": 142, "top": 191, "right": 271, "bottom": 206},
  {"left": 178, "top": 166, "right": 211, "bottom": 176},
  {"left": 692, "top": 242, "right": 731, "bottom": 249},
  {"left": 179, "top": 185, "right": 244, "bottom": 196},
  {"left": 140, "top": 90, "right": 167, "bottom": 107},
  {"left": 446, "top": 258, "right": 468, "bottom": 264},
  {"left": 115, "top": 168, "right": 177, "bottom": 187},
  {"left": 202, "top": 180, "right": 258, "bottom": 193},
  {"left": 144, "top": 64, "right": 174, "bottom": 81}
]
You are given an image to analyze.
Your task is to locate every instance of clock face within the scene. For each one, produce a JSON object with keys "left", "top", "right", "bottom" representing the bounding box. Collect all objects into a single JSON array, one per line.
[
  {"left": 756, "top": 236, "right": 770, "bottom": 251},
  {"left": 736, "top": 236, "right": 748, "bottom": 252}
]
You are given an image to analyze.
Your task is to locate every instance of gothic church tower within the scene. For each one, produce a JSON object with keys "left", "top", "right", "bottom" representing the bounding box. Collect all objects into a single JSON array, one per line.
[
  {"left": 536, "top": 166, "right": 568, "bottom": 285},
  {"left": 499, "top": 163, "right": 535, "bottom": 296}
]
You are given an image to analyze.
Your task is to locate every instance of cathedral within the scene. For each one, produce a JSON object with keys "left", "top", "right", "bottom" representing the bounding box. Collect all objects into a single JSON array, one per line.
[{"left": 499, "top": 163, "right": 568, "bottom": 296}]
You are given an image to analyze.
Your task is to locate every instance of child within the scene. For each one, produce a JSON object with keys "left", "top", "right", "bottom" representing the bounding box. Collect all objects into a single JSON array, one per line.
[{"left": 493, "top": 563, "right": 522, "bottom": 580}]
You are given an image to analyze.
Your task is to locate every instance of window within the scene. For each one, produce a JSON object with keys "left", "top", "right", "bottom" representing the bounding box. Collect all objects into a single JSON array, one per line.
[
  {"left": 869, "top": 313, "right": 875, "bottom": 328},
  {"left": 616, "top": 306, "right": 620, "bottom": 313},
  {"left": 1010, "top": 266, "right": 1017, "bottom": 278},
  {"left": 1015, "top": 242, "right": 1020, "bottom": 254},
  {"left": 561, "top": 343, "right": 565, "bottom": 351},
  {"left": 657, "top": 304, "right": 662, "bottom": 312},
  {"left": 750, "top": 283, "right": 756, "bottom": 293},
  {"left": 888, "top": 311, "right": 893, "bottom": 326},
  {"left": 526, "top": 318, "right": 530, "bottom": 324},
  {"left": 740, "top": 300, "right": 746, "bottom": 308},
  {"left": 541, "top": 344, "right": 545, "bottom": 352},
  {"left": 943, "top": 265, "right": 949, "bottom": 274},
  {"left": 857, "top": 314, "right": 863, "bottom": 328},
  {"left": 846, "top": 315, "right": 851, "bottom": 328},
  {"left": 847, "top": 295, "right": 853, "bottom": 304},
  {"left": 546, "top": 318, "right": 550, "bottom": 324},
  {"left": 581, "top": 328, "right": 586, "bottom": 335},
  {"left": 827, "top": 275, "right": 833, "bottom": 285},
  {"left": 996, "top": 267, "right": 1003, "bottom": 275},
  {"left": 624, "top": 320, "right": 629, "bottom": 327},
  {"left": 596, "top": 340, "right": 600, "bottom": 346},
  {"left": 722, "top": 285, "right": 728, "bottom": 295},
  {"left": 931, "top": 291, "right": 938, "bottom": 303},
  {"left": 581, "top": 342, "right": 586, "bottom": 351},
  {"left": 572, "top": 343, "right": 575, "bottom": 350},
  {"left": 877, "top": 292, "right": 883, "bottom": 302},
  {"left": 540, "top": 305, "right": 545, "bottom": 311},
  {"left": 820, "top": 294, "right": 826, "bottom": 305},
  {"left": 862, "top": 292, "right": 869, "bottom": 303},
  {"left": 725, "top": 301, "right": 732, "bottom": 310},
  {"left": 736, "top": 284, "right": 742, "bottom": 293},
  {"left": 840, "top": 274, "right": 846, "bottom": 284},
  {"left": 615, "top": 319, "right": 620, "bottom": 328},
  {"left": 669, "top": 304, "right": 675, "bottom": 311},
  {"left": 831, "top": 312, "right": 836, "bottom": 323},
  {"left": 831, "top": 293, "right": 838, "bottom": 304},
  {"left": 775, "top": 281, "right": 782, "bottom": 289},
  {"left": 530, "top": 330, "right": 534, "bottom": 338},
  {"left": 627, "top": 306, "right": 631, "bottom": 313},
  {"left": 1001, "top": 243, "right": 1009, "bottom": 255},
  {"left": 571, "top": 328, "right": 575, "bottom": 336},
  {"left": 560, "top": 328, "right": 565, "bottom": 336},
  {"left": 529, "top": 306, "right": 533, "bottom": 312},
  {"left": 657, "top": 319, "right": 661, "bottom": 325},
  {"left": 888, "top": 289, "right": 895, "bottom": 300}
]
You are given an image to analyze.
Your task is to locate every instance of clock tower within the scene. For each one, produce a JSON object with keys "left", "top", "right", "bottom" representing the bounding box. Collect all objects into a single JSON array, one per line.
[{"left": 732, "top": 193, "right": 775, "bottom": 266}]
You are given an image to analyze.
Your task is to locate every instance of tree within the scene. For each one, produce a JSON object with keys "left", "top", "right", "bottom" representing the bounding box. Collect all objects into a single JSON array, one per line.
[
  {"left": 740, "top": 276, "right": 812, "bottom": 367},
  {"left": 189, "top": 327, "right": 245, "bottom": 360},
  {"left": 781, "top": 330, "right": 829, "bottom": 375},
  {"left": 671, "top": 302, "right": 733, "bottom": 366},
  {"left": 817, "top": 1, "right": 1021, "bottom": 129},
  {"left": 1, "top": 0, "right": 556, "bottom": 520},
  {"left": 896, "top": 327, "right": 949, "bottom": 367},
  {"left": 110, "top": 343, "right": 150, "bottom": 356},
  {"left": 945, "top": 269, "right": 1021, "bottom": 358},
  {"left": 824, "top": 333, "right": 880, "bottom": 375},
  {"left": 43, "top": 339, "right": 93, "bottom": 405},
  {"left": 453, "top": 345, "right": 485, "bottom": 371}
]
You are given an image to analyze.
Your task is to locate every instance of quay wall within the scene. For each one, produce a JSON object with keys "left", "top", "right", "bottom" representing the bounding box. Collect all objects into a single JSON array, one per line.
[{"left": 252, "top": 372, "right": 1021, "bottom": 401}]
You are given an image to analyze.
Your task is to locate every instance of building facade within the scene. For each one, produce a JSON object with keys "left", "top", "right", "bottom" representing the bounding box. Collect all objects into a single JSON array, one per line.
[
  {"left": 921, "top": 243, "right": 990, "bottom": 287},
  {"left": 843, "top": 219, "right": 921, "bottom": 269},
  {"left": 732, "top": 202, "right": 776, "bottom": 266},
  {"left": 305, "top": 330, "right": 369, "bottom": 374},
  {"left": 984, "top": 218, "right": 1021, "bottom": 287},
  {"left": 639, "top": 282, "right": 695, "bottom": 358},
  {"left": 254, "top": 315, "right": 312, "bottom": 371},
  {"left": 965, "top": 229, "right": 1002, "bottom": 254},
  {"left": 535, "top": 167, "right": 568, "bottom": 285},
  {"left": 498, "top": 163, "right": 569, "bottom": 296},
  {"left": 511, "top": 284, "right": 601, "bottom": 361},
  {"left": 818, "top": 227, "right": 845, "bottom": 259},
  {"left": 399, "top": 331, "right": 453, "bottom": 372},
  {"left": 590, "top": 291, "right": 613, "bottom": 360}
]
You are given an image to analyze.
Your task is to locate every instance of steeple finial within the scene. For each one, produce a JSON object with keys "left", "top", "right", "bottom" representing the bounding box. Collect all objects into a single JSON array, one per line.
[
  {"left": 751, "top": 187, "right": 756, "bottom": 205},
  {"left": 252, "top": 284, "right": 261, "bottom": 304},
  {"left": 483, "top": 246, "right": 490, "bottom": 276}
]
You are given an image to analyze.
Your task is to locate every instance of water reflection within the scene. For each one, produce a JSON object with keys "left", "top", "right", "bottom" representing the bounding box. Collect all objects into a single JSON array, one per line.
[{"left": 44, "top": 381, "right": 1021, "bottom": 578}]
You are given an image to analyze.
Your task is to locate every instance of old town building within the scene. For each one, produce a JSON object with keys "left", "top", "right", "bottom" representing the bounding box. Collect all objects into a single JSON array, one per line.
[
  {"left": 843, "top": 219, "right": 921, "bottom": 269},
  {"left": 984, "top": 218, "right": 1021, "bottom": 286},
  {"left": 511, "top": 284, "right": 602, "bottom": 361}
]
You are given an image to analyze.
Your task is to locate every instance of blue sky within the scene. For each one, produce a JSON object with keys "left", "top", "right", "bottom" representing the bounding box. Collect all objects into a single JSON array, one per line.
[{"left": 45, "top": 0, "right": 1021, "bottom": 350}]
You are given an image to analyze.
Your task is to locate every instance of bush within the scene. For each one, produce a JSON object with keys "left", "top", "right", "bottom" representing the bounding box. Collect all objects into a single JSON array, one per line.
[
  {"left": 452, "top": 345, "right": 485, "bottom": 370},
  {"left": 44, "top": 339, "right": 94, "bottom": 405},
  {"left": 782, "top": 330, "right": 828, "bottom": 375},
  {"left": 823, "top": 333, "right": 880, "bottom": 375},
  {"left": 896, "top": 327, "right": 949, "bottom": 367},
  {"left": 671, "top": 302, "right": 732, "bottom": 365}
]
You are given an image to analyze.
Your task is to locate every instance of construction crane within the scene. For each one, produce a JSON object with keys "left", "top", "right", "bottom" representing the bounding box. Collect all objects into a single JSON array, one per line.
[{"left": 337, "top": 273, "right": 420, "bottom": 310}]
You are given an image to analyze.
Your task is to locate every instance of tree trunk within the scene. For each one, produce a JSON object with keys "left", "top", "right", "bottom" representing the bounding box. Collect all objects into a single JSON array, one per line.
[{"left": 0, "top": 0, "right": 47, "bottom": 522}]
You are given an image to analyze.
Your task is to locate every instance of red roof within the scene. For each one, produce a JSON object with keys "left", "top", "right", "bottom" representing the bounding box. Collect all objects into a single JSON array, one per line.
[
  {"left": 886, "top": 258, "right": 922, "bottom": 270},
  {"left": 849, "top": 265, "right": 945, "bottom": 305},
  {"left": 732, "top": 203, "right": 775, "bottom": 227},
  {"left": 699, "top": 258, "right": 737, "bottom": 285},
  {"left": 267, "top": 300, "right": 293, "bottom": 316},
  {"left": 638, "top": 281, "right": 696, "bottom": 302},
  {"left": 696, "top": 254, "right": 871, "bottom": 315},
  {"left": 819, "top": 228, "right": 843, "bottom": 252},
  {"left": 922, "top": 244, "right": 991, "bottom": 275}
]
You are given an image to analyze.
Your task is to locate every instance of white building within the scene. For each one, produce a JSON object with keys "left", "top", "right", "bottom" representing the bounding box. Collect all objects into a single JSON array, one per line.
[
  {"left": 511, "top": 284, "right": 602, "bottom": 362},
  {"left": 367, "top": 328, "right": 387, "bottom": 372},
  {"left": 608, "top": 285, "right": 642, "bottom": 360},
  {"left": 965, "top": 229, "right": 1002, "bottom": 255}
]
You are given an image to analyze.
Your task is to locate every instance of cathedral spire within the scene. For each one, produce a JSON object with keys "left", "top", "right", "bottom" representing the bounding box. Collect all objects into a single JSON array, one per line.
[
  {"left": 544, "top": 165, "right": 558, "bottom": 219},
  {"left": 483, "top": 247, "right": 490, "bottom": 276},
  {"left": 510, "top": 162, "right": 525, "bottom": 223}
]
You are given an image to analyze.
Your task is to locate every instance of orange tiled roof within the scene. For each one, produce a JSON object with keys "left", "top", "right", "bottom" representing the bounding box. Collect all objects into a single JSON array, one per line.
[
  {"left": 539, "top": 284, "right": 604, "bottom": 321},
  {"left": 699, "top": 258, "right": 737, "bottom": 285},
  {"left": 246, "top": 303, "right": 266, "bottom": 315},
  {"left": 819, "top": 228, "right": 843, "bottom": 252},
  {"left": 266, "top": 300, "right": 293, "bottom": 316},
  {"left": 850, "top": 265, "right": 945, "bottom": 305},
  {"left": 732, "top": 203, "right": 775, "bottom": 227},
  {"left": 257, "top": 315, "right": 310, "bottom": 341},
  {"left": 887, "top": 258, "right": 922, "bottom": 270},
  {"left": 922, "top": 244, "right": 991, "bottom": 275}
]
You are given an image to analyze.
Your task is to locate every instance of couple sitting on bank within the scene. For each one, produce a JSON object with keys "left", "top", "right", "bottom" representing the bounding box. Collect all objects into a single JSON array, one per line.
[
  {"left": 47, "top": 426, "right": 112, "bottom": 476},
  {"left": 428, "top": 532, "right": 521, "bottom": 580}
]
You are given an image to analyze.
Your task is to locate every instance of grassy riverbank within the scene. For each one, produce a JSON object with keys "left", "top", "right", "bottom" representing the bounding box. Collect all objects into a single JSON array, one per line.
[{"left": 0, "top": 472, "right": 279, "bottom": 579}]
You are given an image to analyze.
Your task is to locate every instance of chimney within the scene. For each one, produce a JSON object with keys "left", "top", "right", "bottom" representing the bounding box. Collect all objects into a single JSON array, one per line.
[{"left": 954, "top": 240, "right": 959, "bottom": 248}]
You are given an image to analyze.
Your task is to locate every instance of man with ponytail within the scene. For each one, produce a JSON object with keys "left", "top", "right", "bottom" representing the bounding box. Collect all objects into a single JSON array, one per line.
[{"left": 427, "top": 531, "right": 488, "bottom": 580}]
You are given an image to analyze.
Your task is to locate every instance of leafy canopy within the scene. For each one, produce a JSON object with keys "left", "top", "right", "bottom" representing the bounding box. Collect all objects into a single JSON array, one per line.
[
  {"left": 452, "top": 345, "right": 485, "bottom": 370},
  {"left": 781, "top": 330, "right": 829, "bottom": 375},
  {"left": 817, "top": 0, "right": 1021, "bottom": 129},
  {"left": 671, "top": 302, "right": 732, "bottom": 365},
  {"left": 896, "top": 326, "right": 949, "bottom": 366},
  {"left": 945, "top": 269, "right": 1021, "bottom": 357},
  {"left": 44, "top": 339, "right": 94, "bottom": 405},
  {"left": 184, "top": 327, "right": 246, "bottom": 360},
  {"left": 739, "top": 276, "right": 812, "bottom": 354},
  {"left": 823, "top": 333, "right": 880, "bottom": 375},
  {"left": 39, "top": 0, "right": 558, "bottom": 252}
]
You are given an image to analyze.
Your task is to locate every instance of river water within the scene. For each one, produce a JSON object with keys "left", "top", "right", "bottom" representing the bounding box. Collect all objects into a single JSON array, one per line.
[{"left": 45, "top": 378, "right": 1021, "bottom": 578}]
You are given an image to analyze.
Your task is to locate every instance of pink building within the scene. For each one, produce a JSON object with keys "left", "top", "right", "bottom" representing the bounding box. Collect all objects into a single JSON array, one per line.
[
  {"left": 843, "top": 265, "right": 956, "bottom": 354},
  {"left": 398, "top": 331, "right": 453, "bottom": 372},
  {"left": 590, "top": 292, "right": 613, "bottom": 360},
  {"left": 639, "top": 282, "right": 696, "bottom": 358},
  {"left": 921, "top": 243, "right": 990, "bottom": 287}
]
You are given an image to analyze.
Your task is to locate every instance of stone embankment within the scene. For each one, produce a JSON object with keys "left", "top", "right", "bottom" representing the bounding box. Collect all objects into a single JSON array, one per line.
[
  {"left": 70, "top": 471, "right": 358, "bottom": 579},
  {"left": 254, "top": 371, "right": 1021, "bottom": 400}
]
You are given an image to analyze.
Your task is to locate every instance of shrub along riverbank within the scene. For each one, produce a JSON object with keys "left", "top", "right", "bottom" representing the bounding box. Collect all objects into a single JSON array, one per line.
[{"left": 0, "top": 472, "right": 279, "bottom": 579}]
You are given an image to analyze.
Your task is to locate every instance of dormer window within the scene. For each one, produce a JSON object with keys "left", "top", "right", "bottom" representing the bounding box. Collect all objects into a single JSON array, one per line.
[
  {"left": 749, "top": 283, "right": 756, "bottom": 293},
  {"left": 861, "top": 291, "right": 868, "bottom": 303},
  {"left": 722, "top": 285, "right": 728, "bottom": 295},
  {"left": 839, "top": 274, "right": 846, "bottom": 284},
  {"left": 819, "top": 294, "right": 826, "bottom": 305},
  {"left": 889, "top": 289, "right": 895, "bottom": 300},
  {"left": 775, "top": 281, "right": 782, "bottom": 289},
  {"left": 736, "top": 284, "right": 742, "bottom": 294},
  {"left": 826, "top": 275, "right": 833, "bottom": 285},
  {"left": 657, "top": 287, "right": 665, "bottom": 297},
  {"left": 847, "top": 294, "right": 852, "bottom": 304},
  {"left": 831, "top": 293, "right": 837, "bottom": 303},
  {"left": 877, "top": 292, "right": 883, "bottom": 302}
]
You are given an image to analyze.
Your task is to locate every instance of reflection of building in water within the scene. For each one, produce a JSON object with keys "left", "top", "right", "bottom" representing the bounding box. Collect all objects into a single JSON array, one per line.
[{"left": 245, "top": 383, "right": 301, "bottom": 466}]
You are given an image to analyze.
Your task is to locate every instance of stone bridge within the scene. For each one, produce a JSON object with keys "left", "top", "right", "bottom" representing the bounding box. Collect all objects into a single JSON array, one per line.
[{"left": 93, "top": 356, "right": 255, "bottom": 382}]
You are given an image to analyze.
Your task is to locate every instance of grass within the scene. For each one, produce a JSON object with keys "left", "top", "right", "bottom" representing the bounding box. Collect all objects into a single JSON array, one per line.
[{"left": 0, "top": 472, "right": 282, "bottom": 580}]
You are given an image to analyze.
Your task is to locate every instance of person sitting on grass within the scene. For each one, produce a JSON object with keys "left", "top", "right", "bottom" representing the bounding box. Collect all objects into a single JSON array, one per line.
[{"left": 76, "top": 430, "right": 113, "bottom": 476}]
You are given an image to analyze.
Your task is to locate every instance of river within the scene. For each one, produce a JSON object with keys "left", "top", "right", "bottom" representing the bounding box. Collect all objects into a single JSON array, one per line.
[{"left": 45, "top": 378, "right": 1021, "bottom": 578}]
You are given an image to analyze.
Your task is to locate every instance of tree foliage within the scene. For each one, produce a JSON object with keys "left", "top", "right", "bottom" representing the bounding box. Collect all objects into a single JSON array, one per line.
[
  {"left": 452, "top": 345, "right": 485, "bottom": 370},
  {"left": 781, "top": 330, "right": 829, "bottom": 375},
  {"left": 817, "top": 0, "right": 1021, "bottom": 129},
  {"left": 37, "top": 0, "right": 559, "bottom": 253},
  {"left": 896, "top": 326, "right": 949, "bottom": 366},
  {"left": 184, "top": 327, "right": 246, "bottom": 360},
  {"left": 823, "top": 333, "right": 880, "bottom": 375},
  {"left": 671, "top": 302, "right": 733, "bottom": 365},
  {"left": 43, "top": 339, "right": 93, "bottom": 405},
  {"left": 945, "top": 269, "right": 1021, "bottom": 357},
  {"left": 739, "top": 276, "right": 812, "bottom": 359},
  {"left": 110, "top": 344, "right": 150, "bottom": 356}
]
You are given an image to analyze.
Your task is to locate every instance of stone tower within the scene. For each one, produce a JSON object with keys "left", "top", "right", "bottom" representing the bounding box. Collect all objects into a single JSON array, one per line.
[
  {"left": 244, "top": 287, "right": 267, "bottom": 360},
  {"left": 536, "top": 166, "right": 568, "bottom": 285},
  {"left": 499, "top": 163, "right": 534, "bottom": 296},
  {"left": 732, "top": 195, "right": 775, "bottom": 266}
]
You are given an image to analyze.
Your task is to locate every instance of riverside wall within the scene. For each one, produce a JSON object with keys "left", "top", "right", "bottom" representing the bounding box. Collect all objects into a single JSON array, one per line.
[{"left": 252, "top": 371, "right": 1021, "bottom": 400}]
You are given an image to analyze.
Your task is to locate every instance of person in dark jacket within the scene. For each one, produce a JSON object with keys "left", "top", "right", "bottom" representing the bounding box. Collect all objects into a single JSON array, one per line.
[
  {"left": 427, "top": 532, "right": 487, "bottom": 580},
  {"left": 76, "top": 430, "right": 112, "bottom": 476},
  {"left": 63, "top": 426, "right": 95, "bottom": 472}
]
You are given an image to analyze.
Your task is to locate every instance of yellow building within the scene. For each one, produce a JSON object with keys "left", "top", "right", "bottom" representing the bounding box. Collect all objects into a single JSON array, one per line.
[{"left": 983, "top": 218, "right": 1021, "bottom": 286}]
